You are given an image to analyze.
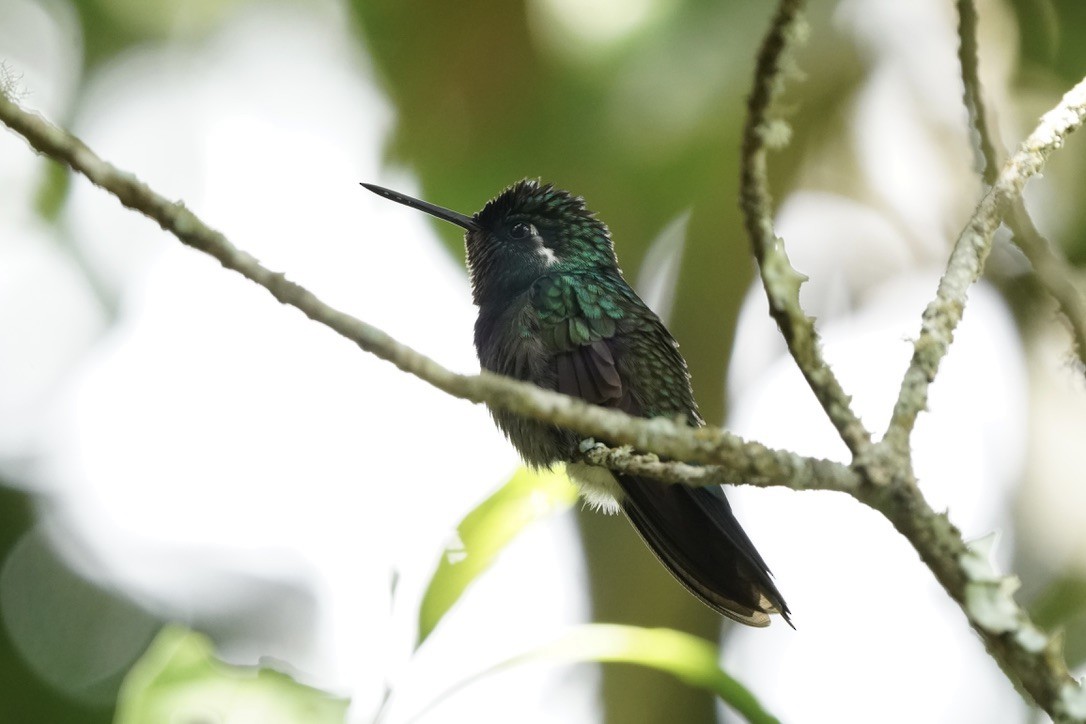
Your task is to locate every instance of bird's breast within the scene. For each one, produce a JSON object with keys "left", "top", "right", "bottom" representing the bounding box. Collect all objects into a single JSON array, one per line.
[{"left": 474, "top": 299, "right": 577, "bottom": 467}]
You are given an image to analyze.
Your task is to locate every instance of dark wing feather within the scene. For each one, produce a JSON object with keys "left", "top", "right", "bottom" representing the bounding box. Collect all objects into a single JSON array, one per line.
[
  {"left": 531, "top": 272, "right": 789, "bottom": 626},
  {"left": 621, "top": 476, "right": 790, "bottom": 626},
  {"left": 555, "top": 339, "right": 624, "bottom": 407}
]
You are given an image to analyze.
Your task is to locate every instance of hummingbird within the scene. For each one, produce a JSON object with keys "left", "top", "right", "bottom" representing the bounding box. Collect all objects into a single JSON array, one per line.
[{"left": 362, "top": 179, "right": 790, "bottom": 627}]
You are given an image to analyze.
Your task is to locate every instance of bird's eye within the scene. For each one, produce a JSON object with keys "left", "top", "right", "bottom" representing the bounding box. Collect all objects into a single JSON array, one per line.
[{"left": 509, "top": 222, "right": 532, "bottom": 240}]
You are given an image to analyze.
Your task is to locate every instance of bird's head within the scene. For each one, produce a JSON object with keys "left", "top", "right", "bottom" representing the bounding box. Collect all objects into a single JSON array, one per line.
[{"left": 363, "top": 179, "right": 619, "bottom": 307}]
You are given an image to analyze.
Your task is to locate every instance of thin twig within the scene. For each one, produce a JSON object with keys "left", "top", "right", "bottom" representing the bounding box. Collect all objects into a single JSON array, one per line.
[
  {"left": 739, "top": 0, "right": 873, "bottom": 458},
  {"left": 957, "top": 0, "right": 999, "bottom": 185},
  {"left": 957, "top": 0, "right": 1086, "bottom": 370},
  {"left": 886, "top": 76, "right": 1086, "bottom": 451},
  {"left": 1007, "top": 202, "right": 1086, "bottom": 370}
]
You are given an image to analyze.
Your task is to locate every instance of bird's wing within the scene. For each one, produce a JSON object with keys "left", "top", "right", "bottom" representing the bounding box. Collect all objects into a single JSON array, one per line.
[
  {"left": 529, "top": 273, "right": 632, "bottom": 411},
  {"left": 530, "top": 272, "right": 790, "bottom": 627}
]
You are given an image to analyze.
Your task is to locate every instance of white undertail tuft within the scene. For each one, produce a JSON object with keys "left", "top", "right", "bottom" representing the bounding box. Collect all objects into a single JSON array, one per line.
[{"left": 565, "top": 462, "right": 623, "bottom": 515}]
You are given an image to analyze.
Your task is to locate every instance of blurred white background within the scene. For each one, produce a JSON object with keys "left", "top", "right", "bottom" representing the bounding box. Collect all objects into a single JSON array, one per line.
[{"left": 2, "top": 0, "right": 1085, "bottom": 722}]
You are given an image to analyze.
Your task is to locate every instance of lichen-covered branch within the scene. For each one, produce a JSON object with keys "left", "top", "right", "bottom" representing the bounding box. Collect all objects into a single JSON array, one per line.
[
  {"left": 735, "top": 0, "right": 1086, "bottom": 716},
  {"left": 0, "top": 91, "right": 840, "bottom": 487},
  {"left": 956, "top": 0, "right": 1086, "bottom": 371},
  {"left": 739, "top": 0, "right": 872, "bottom": 457},
  {"left": 5, "top": 36, "right": 1086, "bottom": 719},
  {"left": 579, "top": 442, "right": 860, "bottom": 494},
  {"left": 1006, "top": 201, "right": 1086, "bottom": 372},
  {"left": 887, "top": 75, "right": 1086, "bottom": 450},
  {"left": 957, "top": 0, "right": 998, "bottom": 186},
  {"left": 864, "top": 470, "right": 1084, "bottom": 721}
]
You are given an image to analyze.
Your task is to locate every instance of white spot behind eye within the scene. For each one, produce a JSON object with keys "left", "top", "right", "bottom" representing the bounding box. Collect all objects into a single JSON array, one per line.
[{"left": 537, "top": 245, "right": 558, "bottom": 266}]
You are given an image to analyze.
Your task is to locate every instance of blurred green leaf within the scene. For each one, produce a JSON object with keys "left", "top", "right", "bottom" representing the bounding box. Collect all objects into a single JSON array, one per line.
[
  {"left": 415, "top": 623, "right": 780, "bottom": 724},
  {"left": 34, "top": 158, "right": 69, "bottom": 222},
  {"left": 114, "top": 625, "right": 348, "bottom": 724},
  {"left": 0, "top": 487, "right": 115, "bottom": 723},
  {"left": 70, "top": 0, "right": 247, "bottom": 68},
  {"left": 417, "top": 466, "right": 578, "bottom": 647},
  {"left": 1008, "top": 0, "right": 1086, "bottom": 83},
  {"left": 1031, "top": 575, "right": 1086, "bottom": 627},
  {"left": 0, "top": 527, "right": 159, "bottom": 707},
  {"left": 1030, "top": 575, "right": 1086, "bottom": 667}
]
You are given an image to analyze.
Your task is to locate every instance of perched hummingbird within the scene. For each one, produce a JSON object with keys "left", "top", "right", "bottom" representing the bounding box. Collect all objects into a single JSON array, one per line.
[{"left": 362, "top": 179, "right": 790, "bottom": 626}]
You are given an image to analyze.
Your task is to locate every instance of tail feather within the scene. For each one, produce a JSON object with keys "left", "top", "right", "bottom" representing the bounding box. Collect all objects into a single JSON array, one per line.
[{"left": 618, "top": 474, "right": 791, "bottom": 627}]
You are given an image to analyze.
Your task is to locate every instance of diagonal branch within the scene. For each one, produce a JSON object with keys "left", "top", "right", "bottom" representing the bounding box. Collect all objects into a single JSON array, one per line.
[
  {"left": 0, "top": 91, "right": 843, "bottom": 489},
  {"left": 886, "top": 75, "right": 1086, "bottom": 450},
  {"left": 956, "top": 0, "right": 1086, "bottom": 371},
  {"left": 1006, "top": 200, "right": 1086, "bottom": 371},
  {"left": 957, "top": 0, "right": 999, "bottom": 186},
  {"left": 739, "top": 0, "right": 873, "bottom": 458}
]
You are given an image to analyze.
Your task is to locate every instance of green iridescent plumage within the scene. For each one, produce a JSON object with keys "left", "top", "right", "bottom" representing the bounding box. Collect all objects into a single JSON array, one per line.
[
  {"left": 529, "top": 272, "right": 697, "bottom": 419},
  {"left": 363, "top": 178, "right": 790, "bottom": 627}
]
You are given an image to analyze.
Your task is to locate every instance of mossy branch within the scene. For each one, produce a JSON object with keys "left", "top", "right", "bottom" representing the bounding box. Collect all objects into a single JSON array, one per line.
[
  {"left": 739, "top": 0, "right": 873, "bottom": 458},
  {"left": 956, "top": 0, "right": 1086, "bottom": 372},
  {"left": 0, "top": 91, "right": 846, "bottom": 490},
  {"left": 887, "top": 69, "right": 1086, "bottom": 450},
  {"left": 737, "top": 0, "right": 1086, "bottom": 718}
]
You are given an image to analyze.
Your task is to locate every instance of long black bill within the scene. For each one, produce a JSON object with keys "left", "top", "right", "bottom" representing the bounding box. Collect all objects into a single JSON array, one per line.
[{"left": 361, "top": 182, "right": 478, "bottom": 231}]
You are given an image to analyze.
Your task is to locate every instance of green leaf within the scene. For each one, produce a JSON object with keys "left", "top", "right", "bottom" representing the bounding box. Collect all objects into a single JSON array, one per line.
[
  {"left": 412, "top": 624, "right": 780, "bottom": 724},
  {"left": 416, "top": 466, "right": 578, "bottom": 647},
  {"left": 34, "top": 158, "right": 69, "bottom": 222},
  {"left": 1030, "top": 575, "right": 1086, "bottom": 667},
  {"left": 114, "top": 625, "right": 349, "bottom": 724}
]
